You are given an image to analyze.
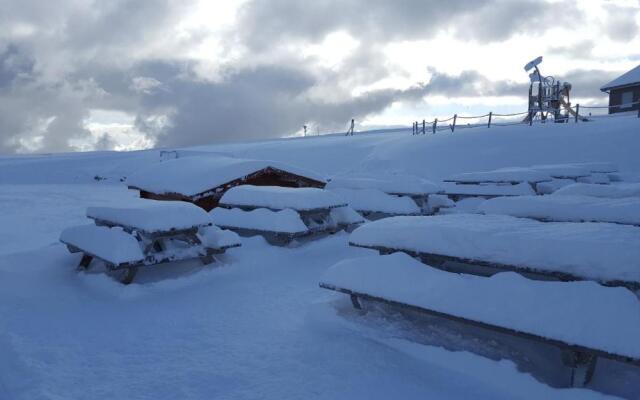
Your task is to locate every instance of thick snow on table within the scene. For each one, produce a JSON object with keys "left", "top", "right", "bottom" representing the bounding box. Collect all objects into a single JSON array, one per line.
[
  {"left": 446, "top": 167, "right": 552, "bottom": 184},
  {"left": 197, "top": 225, "right": 242, "bottom": 249},
  {"left": 220, "top": 185, "right": 346, "bottom": 211},
  {"left": 126, "top": 156, "right": 325, "bottom": 197},
  {"left": 326, "top": 175, "right": 441, "bottom": 195},
  {"left": 330, "top": 206, "right": 365, "bottom": 225},
  {"left": 349, "top": 214, "right": 640, "bottom": 283},
  {"left": 571, "top": 162, "right": 618, "bottom": 174},
  {"left": 210, "top": 207, "right": 309, "bottom": 234},
  {"left": 87, "top": 200, "right": 211, "bottom": 232},
  {"left": 553, "top": 183, "right": 640, "bottom": 198},
  {"left": 441, "top": 182, "right": 535, "bottom": 196},
  {"left": 59, "top": 224, "right": 143, "bottom": 265},
  {"left": 536, "top": 179, "right": 576, "bottom": 194},
  {"left": 321, "top": 253, "right": 640, "bottom": 359},
  {"left": 530, "top": 164, "right": 590, "bottom": 179},
  {"left": 329, "top": 188, "right": 420, "bottom": 214},
  {"left": 479, "top": 195, "right": 640, "bottom": 225}
]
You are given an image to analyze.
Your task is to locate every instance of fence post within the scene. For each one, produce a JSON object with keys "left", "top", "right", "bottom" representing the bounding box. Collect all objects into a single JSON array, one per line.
[
  {"left": 432, "top": 118, "right": 437, "bottom": 134},
  {"left": 575, "top": 104, "right": 579, "bottom": 123},
  {"left": 487, "top": 112, "right": 492, "bottom": 128},
  {"left": 422, "top": 119, "right": 426, "bottom": 135},
  {"left": 529, "top": 111, "right": 533, "bottom": 126},
  {"left": 412, "top": 122, "right": 415, "bottom": 135},
  {"left": 451, "top": 114, "right": 457, "bottom": 132}
]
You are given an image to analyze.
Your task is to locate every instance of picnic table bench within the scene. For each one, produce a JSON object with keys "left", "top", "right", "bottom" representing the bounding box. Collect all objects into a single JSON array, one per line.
[
  {"left": 348, "top": 214, "right": 640, "bottom": 290},
  {"left": 212, "top": 185, "right": 363, "bottom": 244},
  {"left": 479, "top": 195, "right": 640, "bottom": 226},
  {"left": 60, "top": 201, "right": 240, "bottom": 283},
  {"left": 320, "top": 253, "right": 640, "bottom": 387},
  {"left": 326, "top": 175, "right": 442, "bottom": 214},
  {"left": 442, "top": 163, "right": 619, "bottom": 199}
]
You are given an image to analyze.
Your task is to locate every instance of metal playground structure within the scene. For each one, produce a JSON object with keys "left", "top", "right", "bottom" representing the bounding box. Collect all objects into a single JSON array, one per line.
[{"left": 523, "top": 56, "right": 583, "bottom": 123}]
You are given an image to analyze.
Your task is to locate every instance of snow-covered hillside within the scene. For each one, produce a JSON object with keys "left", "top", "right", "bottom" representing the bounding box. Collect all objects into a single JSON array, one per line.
[{"left": 0, "top": 116, "right": 639, "bottom": 399}]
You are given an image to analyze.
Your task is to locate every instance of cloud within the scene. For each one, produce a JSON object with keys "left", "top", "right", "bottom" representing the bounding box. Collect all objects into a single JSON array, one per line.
[
  {"left": 0, "top": 0, "right": 629, "bottom": 153},
  {"left": 0, "top": 0, "right": 196, "bottom": 153},
  {"left": 421, "top": 68, "right": 526, "bottom": 97},
  {"left": 602, "top": 4, "right": 639, "bottom": 41},
  {"left": 134, "top": 62, "right": 407, "bottom": 147},
  {"left": 235, "top": 0, "right": 584, "bottom": 49}
]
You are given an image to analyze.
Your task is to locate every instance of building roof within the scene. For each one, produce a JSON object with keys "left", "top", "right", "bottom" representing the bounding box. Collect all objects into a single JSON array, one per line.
[
  {"left": 601, "top": 64, "right": 640, "bottom": 91},
  {"left": 126, "top": 156, "right": 326, "bottom": 197}
]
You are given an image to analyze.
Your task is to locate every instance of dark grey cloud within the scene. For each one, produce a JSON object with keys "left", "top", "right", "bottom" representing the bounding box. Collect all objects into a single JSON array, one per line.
[
  {"left": 549, "top": 40, "right": 595, "bottom": 59},
  {"left": 236, "top": 0, "right": 584, "bottom": 48},
  {"left": 134, "top": 62, "right": 406, "bottom": 147},
  {"left": 421, "top": 69, "right": 526, "bottom": 97},
  {"left": 0, "top": 0, "right": 196, "bottom": 153},
  {"left": 558, "top": 69, "right": 622, "bottom": 99}
]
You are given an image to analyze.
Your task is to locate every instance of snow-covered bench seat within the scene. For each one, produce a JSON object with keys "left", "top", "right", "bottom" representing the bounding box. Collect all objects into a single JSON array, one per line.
[
  {"left": 553, "top": 183, "right": 640, "bottom": 198},
  {"left": 61, "top": 225, "right": 145, "bottom": 266},
  {"left": 60, "top": 201, "right": 241, "bottom": 283},
  {"left": 319, "top": 253, "right": 640, "bottom": 387},
  {"left": 219, "top": 185, "right": 346, "bottom": 212},
  {"left": 211, "top": 208, "right": 310, "bottom": 245},
  {"left": 87, "top": 200, "right": 213, "bottom": 235},
  {"left": 327, "top": 175, "right": 443, "bottom": 214},
  {"left": 445, "top": 167, "right": 552, "bottom": 185},
  {"left": 329, "top": 188, "right": 421, "bottom": 219},
  {"left": 210, "top": 205, "right": 362, "bottom": 245},
  {"left": 441, "top": 181, "right": 535, "bottom": 201},
  {"left": 348, "top": 214, "right": 640, "bottom": 289},
  {"left": 215, "top": 185, "right": 362, "bottom": 243},
  {"left": 479, "top": 195, "right": 640, "bottom": 226}
]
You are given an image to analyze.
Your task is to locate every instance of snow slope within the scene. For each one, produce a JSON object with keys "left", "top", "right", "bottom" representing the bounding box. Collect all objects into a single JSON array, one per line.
[{"left": 1, "top": 115, "right": 640, "bottom": 399}]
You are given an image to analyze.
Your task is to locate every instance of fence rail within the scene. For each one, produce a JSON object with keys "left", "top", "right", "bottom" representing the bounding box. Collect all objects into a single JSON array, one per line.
[{"left": 408, "top": 101, "right": 640, "bottom": 136}]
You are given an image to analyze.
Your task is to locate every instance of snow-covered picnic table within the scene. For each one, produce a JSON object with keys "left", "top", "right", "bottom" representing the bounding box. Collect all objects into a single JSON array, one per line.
[
  {"left": 479, "top": 195, "right": 640, "bottom": 226},
  {"left": 326, "top": 175, "right": 441, "bottom": 196},
  {"left": 320, "top": 253, "right": 640, "bottom": 386},
  {"left": 349, "top": 214, "right": 640, "bottom": 288},
  {"left": 60, "top": 201, "right": 241, "bottom": 283},
  {"left": 326, "top": 175, "right": 442, "bottom": 216},
  {"left": 219, "top": 185, "right": 346, "bottom": 212},
  {"left": 445, "top": 167, "right": 552, "bottom": 185},
  {"left": 213, "top": 185, "right": 362, "bottom": 245},
  {"left": 553, "top": 182, "right": 640, "bottom": 198}
]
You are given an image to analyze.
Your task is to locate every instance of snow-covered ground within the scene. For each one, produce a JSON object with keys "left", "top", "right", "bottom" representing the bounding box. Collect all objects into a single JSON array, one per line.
[{"left": 1, "top": 115, "right": 639, "bottom": 399}]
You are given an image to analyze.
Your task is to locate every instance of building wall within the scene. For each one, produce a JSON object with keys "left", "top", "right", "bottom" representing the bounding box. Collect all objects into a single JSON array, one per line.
[{"left": 608, "top": 85, "right": 640, "bottom": 114}]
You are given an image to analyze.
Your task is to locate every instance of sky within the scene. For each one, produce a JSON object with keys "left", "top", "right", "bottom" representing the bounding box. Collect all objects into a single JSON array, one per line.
[{"left": 0, "top": 0, "right": 639, "bottom": 154}]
